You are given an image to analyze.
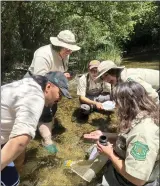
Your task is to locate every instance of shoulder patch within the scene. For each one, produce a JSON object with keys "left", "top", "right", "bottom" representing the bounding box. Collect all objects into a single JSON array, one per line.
[
  {"left": 127, "top": 77, "right": 134, "bottom": 82},
  {"left": 130, "top": 141, "right": 149, "bottom": 161}
]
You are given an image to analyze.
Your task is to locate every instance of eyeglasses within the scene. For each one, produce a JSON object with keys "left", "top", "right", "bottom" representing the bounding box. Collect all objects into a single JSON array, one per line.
[
  {"left": 49, "top": 82, "right": 63, "bottom": 97},
  {"left": 59, "top": 89, "right": 63, "bottom": 97}
]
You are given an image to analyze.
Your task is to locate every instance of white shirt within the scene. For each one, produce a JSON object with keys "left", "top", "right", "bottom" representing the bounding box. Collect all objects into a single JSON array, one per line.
[
  {"left": 27, "top": 44, "right": 69, "bottom": 76},
  {"left": 121, "top": 68, "right": 159, "bottom": 89},
  {"left": 121, "top": 68, "right": 159, "bottom": 103},
  {"left": 1, "top": 78, "right": 44, "bottom": 145}
]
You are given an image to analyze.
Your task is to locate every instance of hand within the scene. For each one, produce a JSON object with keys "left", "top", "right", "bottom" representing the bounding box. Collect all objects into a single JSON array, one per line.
[
  {"left": 83, "top": 130, "right": 103, "bottom": 140},
  {"left": 95, "top": 102, "right": 103, "bottom": 110},
  {"left": 64, "top": 72, "right": 72, "bottom": 80},
  {"left": 97, "top": 141, "right": 114, "bottom": 159}
]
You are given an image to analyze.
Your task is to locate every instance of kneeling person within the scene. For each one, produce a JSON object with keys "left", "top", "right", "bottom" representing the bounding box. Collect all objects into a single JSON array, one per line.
[
  {"left": 1, "top": 71, "right": 71, "bottom": 186},
  {"left": 77, "top": 60, "right": 111, "bottom": 115}
]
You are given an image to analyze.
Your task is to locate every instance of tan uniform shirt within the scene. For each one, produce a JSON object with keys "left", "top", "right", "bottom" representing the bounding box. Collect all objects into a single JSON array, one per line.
[
  {"left": 121, "top": 68, "right": 159, "bottom": 103},
  {"left": 115, "top": 115, "right": 159, "bottom": 182},
  {"left": 28, "top": 44, "right": 69, "bottom": 75},
  {"left": 77, "top": 73, "right": 111, "bottom": 97}
]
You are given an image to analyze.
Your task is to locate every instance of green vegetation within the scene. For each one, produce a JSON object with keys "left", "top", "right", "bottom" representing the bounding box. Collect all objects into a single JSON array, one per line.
[{"left": 1, "top": 2, "right": 160, "bottom": 82}]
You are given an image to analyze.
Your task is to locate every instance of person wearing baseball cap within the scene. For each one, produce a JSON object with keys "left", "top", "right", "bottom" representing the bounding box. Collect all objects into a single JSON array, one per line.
[
  {"left": 96, "top": 60, "right": 159, "bottom": 104},
  {"left": 45, "top": 71, "right": 72, "bottom": 100},
  {"left": 23, "top": 30, "right": 80, "bottom": 154},
  {"left": 76, "top": 60, "right": 111, "bottom": 119},
  {"left": 1, "top": 71, "right": 71, "bottom": 185}
]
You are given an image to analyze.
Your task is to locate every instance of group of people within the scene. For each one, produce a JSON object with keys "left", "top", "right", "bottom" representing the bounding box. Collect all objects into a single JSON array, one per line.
[
  {"left": 1, "top": 30, "right": 159, "bottom": 186},
  {"left": 77, "top": 59, "right": 159, "bottom": 115}
]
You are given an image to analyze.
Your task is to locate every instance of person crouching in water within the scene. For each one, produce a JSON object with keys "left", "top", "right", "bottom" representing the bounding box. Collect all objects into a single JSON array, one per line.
[
  {"left": 1, "top": 71, "right": 71, "bottom": 186},
  {"left": 77, "top": 60, "right": 111, "bottom": 117}
]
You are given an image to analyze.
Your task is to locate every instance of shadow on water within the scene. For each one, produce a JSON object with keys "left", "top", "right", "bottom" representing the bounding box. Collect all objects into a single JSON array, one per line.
[
  {"left": 71, "top": 108, "right": 89, "bottom": 124},
  {"left": 90, "top": 117, "right": 110, "bottom": 132},
  {"left": 21, "top": 154, "right": 63, "bottom": 186},
  {"left": 37, "top": 155, "right": 62, "bottom": 169},
  {"left": 25, "top": 148, "right": 39, "bottom": 160},
  {"left": 52, "top": 117, "right": 67, "bottom": 135}
]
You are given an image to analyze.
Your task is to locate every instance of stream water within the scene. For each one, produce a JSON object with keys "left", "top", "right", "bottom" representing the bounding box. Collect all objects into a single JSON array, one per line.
[{"left": 16, "top": 58, "right": 159, "bottom": 186}]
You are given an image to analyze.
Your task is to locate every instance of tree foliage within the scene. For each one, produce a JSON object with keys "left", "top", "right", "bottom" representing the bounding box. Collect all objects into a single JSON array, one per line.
[{"left": 1, "top": 1, "right": 160, "bottom": 82}]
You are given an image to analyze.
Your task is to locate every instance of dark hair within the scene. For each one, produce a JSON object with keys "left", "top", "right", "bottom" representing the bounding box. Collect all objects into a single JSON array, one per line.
[
  {"left": 112, "top": 81, "right": 159, "bottom": 131},
  {"left": 107, "top": 68, "right": 123, "bottom": 84},
  {"left": 28, "top": 71, "right": 48, "bottom": 91},
  {"left": 51, "top": 45, "right": 63, "bottom": 52},
  {"left": 107, "top": 69, "right": 121, "bottom": 76}
]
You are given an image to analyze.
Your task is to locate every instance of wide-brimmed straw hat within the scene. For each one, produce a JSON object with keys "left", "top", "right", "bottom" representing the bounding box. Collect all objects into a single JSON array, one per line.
[
  {"left": 50, "top": 30, "right": 81, "bottom": 51},
  {"left": 96, "top": 60, "right": 125, "bottom": 80}
]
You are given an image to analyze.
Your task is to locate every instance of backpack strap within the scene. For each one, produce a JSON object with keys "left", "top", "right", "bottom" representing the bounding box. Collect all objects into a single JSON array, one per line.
[
  {"left": 86, "top": 73, "right": 90, "bottom": 95},
  {"left": 86, "top": 73, "right": 104, "bottom": 95}
]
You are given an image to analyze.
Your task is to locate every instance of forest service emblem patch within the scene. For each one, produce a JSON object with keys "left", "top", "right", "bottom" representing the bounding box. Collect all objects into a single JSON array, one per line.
[
  {"left": 130, "top": 141, "right": 149, "bottom": 161},
  {"left": 127, "top": 77, "right": 134, "bottom": 82}
]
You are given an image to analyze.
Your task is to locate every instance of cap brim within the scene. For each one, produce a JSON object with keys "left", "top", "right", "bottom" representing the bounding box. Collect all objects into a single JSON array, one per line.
[
  {"left": 60, "top": 87, "right": 72, "bottom": 99},
  {"left": 50, "top": 37, "right": 81, "bottom": 51},
  {"left": 89, "top": 65, "right": 99, "bottom": 70},
  {"left": 95, "top": 66, "right": 125, "bottom": 82}
]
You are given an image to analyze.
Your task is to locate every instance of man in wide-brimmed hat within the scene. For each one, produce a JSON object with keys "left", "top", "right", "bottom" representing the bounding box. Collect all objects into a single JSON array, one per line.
[
  {"left": 96, "top": 60, "right": 159, "bottom": 103},
  {"left": 24, "top": 30, "right": 80, "bottom": 154}
]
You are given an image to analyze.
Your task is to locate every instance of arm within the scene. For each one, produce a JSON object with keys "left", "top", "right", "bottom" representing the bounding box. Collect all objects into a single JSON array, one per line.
[
  {"left": 64, "top": 70, "right": 76, "bottom": 80},
  {"left": 77, "top": 75, "right": 103, "bottom": 109},
  {"left": 137, "top": 79, "right": 159, "bottom": 103},
  {"left": 80, "top": 96, "right": 103, "bottom": 110},
  {"left": 127, "top": 76, "right": 159, "bottom": 104},
  {"left": 84, "top": 130, "right": 117, "bottom": 141},
  {"left": 1, "top": 134, "right": 31, "bottom": 171},
  {"left": 110, "top": 151, "right": 146, "bottom": 185},
  {"left": 64, "top": 72, "right": 72, "bottom": 80},
  {"left": 3, "top": 94, "right": 44, "bottom": 170},
  {"left": 79, "top": 95, "right": 98, "bottom": 105},
  {"left": 32, "top": 56, "right": 51, "bottom": 75},
  {"left": 97, "top": 123, "right": 159, "bottom": 185},
  {"left": 97, "top": 142, "right": 146, "bottom": 186}
]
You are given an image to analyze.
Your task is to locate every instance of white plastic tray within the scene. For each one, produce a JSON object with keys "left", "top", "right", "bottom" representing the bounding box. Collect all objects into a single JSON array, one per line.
[{"left": 102, "top": 101, "right": 115, "bottom": 111}]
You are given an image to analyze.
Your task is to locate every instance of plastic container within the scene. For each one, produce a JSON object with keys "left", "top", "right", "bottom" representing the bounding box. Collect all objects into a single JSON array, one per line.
[
  {"left": 89, "top": 146, "right": 99, "bottom": 160},
  {"left": 71, "top": 154, "right": 108, "bottom": 182},
  {"left": 102, "top": 101, "right": 115, "bottom": 111}
]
